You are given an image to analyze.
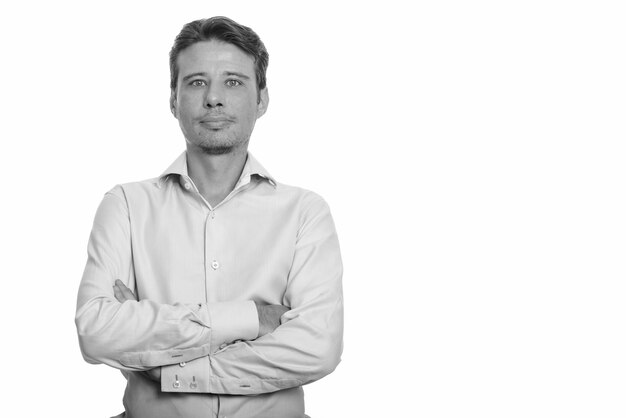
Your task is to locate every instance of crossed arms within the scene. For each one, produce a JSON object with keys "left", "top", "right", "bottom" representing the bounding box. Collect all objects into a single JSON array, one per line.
[
  {"left": 112, "top": 280, "right": 288, "bottom": 382},
  {"left": 75, "top": 187, "right": 343, "bottom": 395}
]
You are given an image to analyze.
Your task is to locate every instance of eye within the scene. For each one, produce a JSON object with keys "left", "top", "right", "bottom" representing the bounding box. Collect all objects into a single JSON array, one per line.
[
  {"left": 190, "top": 80, "right": 207, "bottom": 87},
  {"left": 225, "top": 79, "right": 242, "bottom": 87}
]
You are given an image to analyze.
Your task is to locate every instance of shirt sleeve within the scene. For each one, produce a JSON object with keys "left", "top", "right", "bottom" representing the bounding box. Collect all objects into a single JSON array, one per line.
[
  {"left": 75, "top": 187, "right": 259, "bottom": 371},
  {"left": 160, "top": 193, "right": 343, "bottom": 394}
]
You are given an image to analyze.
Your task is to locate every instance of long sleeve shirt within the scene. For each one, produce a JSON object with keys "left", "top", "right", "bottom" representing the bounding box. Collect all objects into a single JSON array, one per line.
[{"left": 75, "top": 152, "right": 343, "bottom": 418}]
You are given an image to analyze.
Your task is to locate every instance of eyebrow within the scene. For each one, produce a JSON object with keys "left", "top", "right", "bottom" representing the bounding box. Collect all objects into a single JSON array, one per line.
[
  {"left": 181, "top": 72, "right": 207, "bottom": 83},
  {"left": 181, "top": 71, "right": 252, "bottom": 83},
  {"left": 224, "top": 71, "right": 251, "bottom": 80}
]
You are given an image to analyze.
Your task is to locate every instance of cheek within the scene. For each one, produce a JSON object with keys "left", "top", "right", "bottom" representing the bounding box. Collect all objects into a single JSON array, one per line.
[
  {"left": 238, "top": 101, "right": 259, "bottom": 122},
  {"left": 178, "top": 91, "right": 203, "bottom": 109},
  {"left": 178, "top": 95, "right": 194, "bottom": 110},
  {"left": 178, "top": 105, "right": 200, "bottom": 125}
]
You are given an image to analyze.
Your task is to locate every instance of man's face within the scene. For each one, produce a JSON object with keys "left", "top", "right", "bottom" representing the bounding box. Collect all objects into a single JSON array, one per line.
[{"left": 171, "top": 40, "right": 268, "bottom": 155}]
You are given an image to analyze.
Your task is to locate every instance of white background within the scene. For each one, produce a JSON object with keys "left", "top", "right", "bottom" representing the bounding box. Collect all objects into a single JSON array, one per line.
[{"left": 1, "top": 0, "right": 625, "bottom": 417}]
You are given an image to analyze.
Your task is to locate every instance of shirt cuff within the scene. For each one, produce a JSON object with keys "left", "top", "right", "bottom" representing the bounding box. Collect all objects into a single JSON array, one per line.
[
  {"left": 161, "top": 356, "right": 211, "bottom": 393},
  {"left": 208, "top": 300, "right": 259, "bottom": 349}
]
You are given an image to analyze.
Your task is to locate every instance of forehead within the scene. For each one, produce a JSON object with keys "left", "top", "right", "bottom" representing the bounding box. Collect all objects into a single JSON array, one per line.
[{"left": 176, "top": 40, "right": 255, "bottom": 75}]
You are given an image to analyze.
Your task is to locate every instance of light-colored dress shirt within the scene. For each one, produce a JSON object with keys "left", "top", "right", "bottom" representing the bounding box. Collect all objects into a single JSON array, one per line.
[{"left": 75, "top": 152, "right": 343, "bottom": 418}]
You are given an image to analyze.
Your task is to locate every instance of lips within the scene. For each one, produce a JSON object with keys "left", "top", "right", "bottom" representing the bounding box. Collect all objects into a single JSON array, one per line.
[{"left": 199, "top": 116, "right": 234, "bottom": 129}]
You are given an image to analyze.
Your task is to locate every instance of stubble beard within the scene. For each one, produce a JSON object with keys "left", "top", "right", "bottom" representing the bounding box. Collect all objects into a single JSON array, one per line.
[
  {"left": 196, "top": 131, "right": 250, "bottom": 156},
  {"left": 198, "top": 143, "right": 235, "bottom": 155}
]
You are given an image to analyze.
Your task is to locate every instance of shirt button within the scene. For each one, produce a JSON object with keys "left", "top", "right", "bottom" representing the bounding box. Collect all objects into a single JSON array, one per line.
[
  {"left": 211, "top": 260, "right": 220, "bottom": 270},
  {"left": 179, "top": 362, "right": 186, "bottom": 367},
  {"left": 184, "top": 182, "right": 191, "bottom": 190}
]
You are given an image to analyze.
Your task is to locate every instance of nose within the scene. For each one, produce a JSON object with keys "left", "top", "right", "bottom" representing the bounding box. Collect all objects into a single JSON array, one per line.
[{"left": 204, "top": 82, "right": 223, "bottom": 108}]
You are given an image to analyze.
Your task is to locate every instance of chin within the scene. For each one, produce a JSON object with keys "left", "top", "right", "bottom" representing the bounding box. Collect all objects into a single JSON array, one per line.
[{"left": 199, "top": 144, "right": 235, "bottom": 155}]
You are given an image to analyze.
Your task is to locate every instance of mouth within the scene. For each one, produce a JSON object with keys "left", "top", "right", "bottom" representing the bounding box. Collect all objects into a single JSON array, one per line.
[{"left": 199, "top": 116, "right": 234, "bottom": 130}]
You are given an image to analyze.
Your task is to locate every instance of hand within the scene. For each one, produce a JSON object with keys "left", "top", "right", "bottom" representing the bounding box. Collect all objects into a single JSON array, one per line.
[
  {"left": 112, "top": 281, "right": 158, "bottom": 381},
  {"left": 255, "top": 302, "right": 289, "bottom": 338},
  {"left": 113, "top": 279, "right": 137, "bottom": 303},
  {"left": 140, "top": 367, "right": 162, "bottom": 382}
]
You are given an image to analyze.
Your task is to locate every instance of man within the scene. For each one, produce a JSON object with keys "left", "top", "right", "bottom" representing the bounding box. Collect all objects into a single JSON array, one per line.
[{"left": 75, "top": 16, "right": 343, "bottom": 418}]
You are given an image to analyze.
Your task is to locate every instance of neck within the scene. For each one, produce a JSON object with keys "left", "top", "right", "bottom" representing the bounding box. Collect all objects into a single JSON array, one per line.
[{"left": 185, "top": 143, "right": 248, "bottom": 207}]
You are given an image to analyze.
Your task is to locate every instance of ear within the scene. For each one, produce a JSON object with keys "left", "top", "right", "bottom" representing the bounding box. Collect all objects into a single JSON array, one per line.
[
  {"left": 256, "top": 88, "right": 269, "bottom": 119},
  {"left": 170, "top": 90, "right": 178, "bottom": 118}
]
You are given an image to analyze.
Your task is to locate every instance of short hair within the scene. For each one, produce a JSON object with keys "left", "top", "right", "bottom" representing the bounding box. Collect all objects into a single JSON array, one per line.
[{"left": 169, "top": 17, "right": 269, "bottom": 96}]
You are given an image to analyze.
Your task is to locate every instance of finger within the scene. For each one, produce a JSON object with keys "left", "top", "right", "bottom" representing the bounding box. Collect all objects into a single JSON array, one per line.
[
  {"left": 114, "top": 280, "right": 137, "bottom": 301},
  {"left": 113, "top": 284, "right": 125, "bottom": 303},
  {"left": 117, "top": 281, "right": 137, "bottom": 301}
]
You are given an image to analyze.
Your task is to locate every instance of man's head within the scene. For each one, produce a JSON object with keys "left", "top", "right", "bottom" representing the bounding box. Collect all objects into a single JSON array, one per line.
[
  {"left": 169, "top": 17, "right": 270, "bottom": 155},
  {"left": 170, "top": 17, "right": 269, "bottom": 102}
]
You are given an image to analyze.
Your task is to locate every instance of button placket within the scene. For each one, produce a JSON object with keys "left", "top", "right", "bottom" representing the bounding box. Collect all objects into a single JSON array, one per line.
[{"left": 204, "top": 205, "right": 220, "bottom": 303}]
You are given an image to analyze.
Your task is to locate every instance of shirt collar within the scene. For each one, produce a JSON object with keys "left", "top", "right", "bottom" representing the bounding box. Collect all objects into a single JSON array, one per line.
[{"left": 155, "top": 151, "right": 277, "bottom": 189}]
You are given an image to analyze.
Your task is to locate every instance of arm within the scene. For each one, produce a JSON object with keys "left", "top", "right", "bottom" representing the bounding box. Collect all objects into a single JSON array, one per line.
[
  {"left": 75, "top": 187, "right": 259, "bottom": 371},
  {"left": 111, "top": 281, "right": 288, "bottom": 382},
  {"left": 161, "top": 194, "right": 343, "bottom": 394}
]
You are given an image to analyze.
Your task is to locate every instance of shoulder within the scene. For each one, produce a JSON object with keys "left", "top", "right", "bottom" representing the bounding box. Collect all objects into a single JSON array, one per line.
[
  {"left": 273, "top": 181, "right": 329, "bottom": 208},
  {"left": 109, "top": 176, "right": 164, "bottom": 193},
  {"left": 272, "top": 182, "right": 333, "bottom": 228},
  {"left": 102, "top": 176, "right": 163, "bottom": 206},
  {"left": 91, "top": 178, "right": 158, "bottom": 226}
]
